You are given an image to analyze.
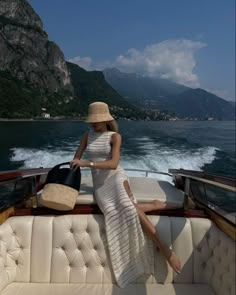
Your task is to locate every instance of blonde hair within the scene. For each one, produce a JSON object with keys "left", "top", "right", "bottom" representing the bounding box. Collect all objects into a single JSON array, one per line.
[{"left": 106, "top": 120, "right": 119, "bottom": 132}]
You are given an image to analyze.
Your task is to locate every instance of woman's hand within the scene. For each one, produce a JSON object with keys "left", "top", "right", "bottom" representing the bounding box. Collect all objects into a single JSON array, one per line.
[{"left": 70, "top": 159, "right": 89, "bottom": 169}]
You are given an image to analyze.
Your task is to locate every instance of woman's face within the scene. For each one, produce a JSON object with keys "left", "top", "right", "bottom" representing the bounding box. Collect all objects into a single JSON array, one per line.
[{"left": 91, "top": 122, "right": 107, "bottom": 132}]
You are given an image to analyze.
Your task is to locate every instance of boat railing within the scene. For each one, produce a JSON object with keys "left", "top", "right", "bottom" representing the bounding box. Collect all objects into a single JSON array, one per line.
[
  {"left": 81, "top": 168, "right": 173, "bottom": 178},
  {"left": 175, "top": 173, "right": 235, "bottom": 193},
  {"left": 169, "top": 169, "right": 236, "bottom": 225},
  {"left": 123, "top": 168, "right": 172, "bottom": 177}
]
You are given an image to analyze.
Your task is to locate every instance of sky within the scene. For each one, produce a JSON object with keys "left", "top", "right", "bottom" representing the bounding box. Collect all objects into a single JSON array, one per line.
[{"left": 29, "top": 0, "right": 235, "bottom": 101}]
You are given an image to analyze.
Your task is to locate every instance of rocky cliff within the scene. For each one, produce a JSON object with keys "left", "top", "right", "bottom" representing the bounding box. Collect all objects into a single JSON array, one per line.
[
  {"left": 0, "top": 0, "right": 72, "bottom": 93},
  {"left": 0, "top": 0, "right": 141, "bottom": 119}
]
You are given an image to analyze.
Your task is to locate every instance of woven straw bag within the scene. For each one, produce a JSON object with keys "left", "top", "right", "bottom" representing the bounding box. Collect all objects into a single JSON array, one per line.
[
  {"left": 40, "top": 183, "right": 77, "bottom": 210},
  {"left": 40, "top": 162, "right": 81, "bottom": 211}
]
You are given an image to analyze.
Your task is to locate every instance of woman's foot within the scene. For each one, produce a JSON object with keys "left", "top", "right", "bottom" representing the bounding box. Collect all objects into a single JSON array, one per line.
[
  {"left": 167, "top": 251, "right": 182, "bottom": 274},
  {"left": 157, "top": 245, "right": 182, "bottom": 274}
]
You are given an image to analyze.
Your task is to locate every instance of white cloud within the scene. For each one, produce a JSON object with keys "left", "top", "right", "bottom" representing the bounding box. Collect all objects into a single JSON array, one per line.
[
  {"left": 113, "top": 39, "right": 207, "bottom": 87},
  {"left": 68, "top": 39, "right": 207, "bottom": 87},
  {"left": 68, "top": 56, "right": 92, "bottom": 70}
]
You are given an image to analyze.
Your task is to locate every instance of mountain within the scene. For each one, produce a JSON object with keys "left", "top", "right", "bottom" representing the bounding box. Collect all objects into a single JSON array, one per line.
[
  {"left": 65, "top": 62, "right": 144, "bottom": 118},
  {"left": 103, "top": 68, "right": 235, "bottom": 120},
  {"left": 0, "top": 0, "right": 140, "bottom": 119},
  {"left": 0, "top": 0, "right": 72, "bottom": 94},
  {"left": 156, "top": 89, "right": 235, "bottom": 120},
  {"left": 103, "top": 68, "right": 189, "bottom": 102}
]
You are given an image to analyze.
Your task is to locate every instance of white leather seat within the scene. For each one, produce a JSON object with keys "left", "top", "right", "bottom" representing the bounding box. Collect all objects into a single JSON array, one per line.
[
  {"left": 76, "top": 177, "right": 184, "bottom": 207},
  {"left": 0, "top": 215, "right": 235, "bottom": 295},
  {"left": 0, "top": 283, "right": 215, "bottom": 295}
]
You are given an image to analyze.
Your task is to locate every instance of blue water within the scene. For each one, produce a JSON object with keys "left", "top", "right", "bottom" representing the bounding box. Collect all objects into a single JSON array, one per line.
[{"left": 0, "top": 120, "right": 235, "bottom": 178}]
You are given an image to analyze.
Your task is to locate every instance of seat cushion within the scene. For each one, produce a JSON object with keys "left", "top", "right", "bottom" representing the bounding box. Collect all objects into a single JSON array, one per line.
[
  {"left": 1, "top": 283, "right": 215, "bottom": 295},
  {"left": 129, "top": 178, "right": 184, "bottom": 205},
  {"left": 76, "top": 177, "right": 184, "bottom": 207}
]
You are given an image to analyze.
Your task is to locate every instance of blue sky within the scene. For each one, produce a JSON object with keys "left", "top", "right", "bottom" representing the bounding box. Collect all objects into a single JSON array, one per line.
[{"left": 29, "top": 0, "right": 235, "bottom": 101}]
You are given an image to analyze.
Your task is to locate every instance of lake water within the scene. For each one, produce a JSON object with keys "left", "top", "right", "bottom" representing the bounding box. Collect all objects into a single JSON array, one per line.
[{"left": 0, "top": 120, "right": 235, "bottom": 179}]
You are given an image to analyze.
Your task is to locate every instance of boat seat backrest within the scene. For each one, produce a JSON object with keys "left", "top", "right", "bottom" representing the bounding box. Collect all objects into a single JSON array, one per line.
[{"left": 0, "top": 215, "right": 235, "bottom": 295}]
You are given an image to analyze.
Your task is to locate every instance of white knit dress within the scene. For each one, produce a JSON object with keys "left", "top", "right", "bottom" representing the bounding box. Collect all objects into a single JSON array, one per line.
[{"left": 86, "top": 130, "right": 153, "bottom": 288}]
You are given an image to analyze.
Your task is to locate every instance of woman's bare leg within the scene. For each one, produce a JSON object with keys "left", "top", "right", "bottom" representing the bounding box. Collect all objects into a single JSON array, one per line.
[
  {"left": 137, "top": 201, "right": 180, "bottom": 212},
  {"left": 134, "top": 203, "right": 181, "bottom": 273},
  {"left": 123, "top": 180, "right": 180, "bottom": 212},
  {"left": 123, "top": 180, "right": 182, "bottom": 273}
]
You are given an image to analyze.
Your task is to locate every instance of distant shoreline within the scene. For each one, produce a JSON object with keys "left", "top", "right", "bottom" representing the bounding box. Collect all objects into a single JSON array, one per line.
[
  {"left": 0, "top": 118, "right": 234, "bottom": 122},
  {"left": 0, "top": 118, "right": 84, "bottom": 122}
]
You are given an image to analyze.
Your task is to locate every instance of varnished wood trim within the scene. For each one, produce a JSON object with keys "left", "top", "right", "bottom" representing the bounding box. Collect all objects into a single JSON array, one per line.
[
  {"left": 193, "top": 199, "right": 236, "bottom": 240},
  {"left": 0, "top": 168, "right": 49, "bottom": 182},
  {"left": 206, "top": 208, "right": 236, "bottom": 241},
  {"left": 0, "top": 207, "right": 15, "bottom": 225},
  {"left": 170, "top": 169, "right": 236, "bottom": 187},
  {"left": 12, "top": 205, "right": 207, "bottom": 219}
]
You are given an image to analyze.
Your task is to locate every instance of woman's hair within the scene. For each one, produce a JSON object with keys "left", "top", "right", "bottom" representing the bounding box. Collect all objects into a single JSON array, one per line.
[{"left": 106, "top": 120, "right": 119, "bottom": 132}]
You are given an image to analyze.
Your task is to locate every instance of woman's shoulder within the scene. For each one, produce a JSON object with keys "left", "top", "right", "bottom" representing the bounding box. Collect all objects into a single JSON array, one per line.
[
  {"left": 110, "top": 132, "right": 121, "bottom": 142},
  {"left": 82, "top": 130, "right": 89, "bottom": 138},
  {"left": 110, "top": 131, "right": 121, "bottom": 136}
]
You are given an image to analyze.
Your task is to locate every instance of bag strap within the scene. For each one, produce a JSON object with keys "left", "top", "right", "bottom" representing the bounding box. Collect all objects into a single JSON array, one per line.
[{"left": 52, "top": 162, "right": 70, "bottom": 170}]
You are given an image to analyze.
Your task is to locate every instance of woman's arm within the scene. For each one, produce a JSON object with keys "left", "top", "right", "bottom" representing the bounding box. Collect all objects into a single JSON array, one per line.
[
  {"left": 73, "top": 131, "right": 89, "bottom": 160},
  {"left": 71, "top": 133, "right": 121, "bottom": 169}
]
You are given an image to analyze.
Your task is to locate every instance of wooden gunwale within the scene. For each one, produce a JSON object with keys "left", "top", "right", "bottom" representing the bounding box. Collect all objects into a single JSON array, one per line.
[
  {"left": 11, "top": 205, "right": 207, "bottom": 218},
  {"left": 169, "top": 168, "right": 236, "bottom": 188}
]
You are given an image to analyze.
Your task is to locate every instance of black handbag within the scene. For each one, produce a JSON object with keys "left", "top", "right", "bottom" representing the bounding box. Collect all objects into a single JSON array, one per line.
[{"left": 45, "top": 162, "right": 81, "bottom": 191}]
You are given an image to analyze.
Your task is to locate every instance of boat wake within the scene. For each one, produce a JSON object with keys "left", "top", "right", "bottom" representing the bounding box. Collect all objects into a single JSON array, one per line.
[{"left": 10, "top": 144, "right": 219, "bottom": 181}]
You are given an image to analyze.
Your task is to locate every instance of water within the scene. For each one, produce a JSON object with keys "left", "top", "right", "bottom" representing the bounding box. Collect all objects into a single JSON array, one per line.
[{"left": 0, "top": 120, "right": 235, "bottom": 178}]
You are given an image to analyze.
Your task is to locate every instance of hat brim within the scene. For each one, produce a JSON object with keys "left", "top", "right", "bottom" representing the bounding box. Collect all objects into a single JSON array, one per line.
[{"left": 85, "top": 114, "right": 114, "bottom": 123}]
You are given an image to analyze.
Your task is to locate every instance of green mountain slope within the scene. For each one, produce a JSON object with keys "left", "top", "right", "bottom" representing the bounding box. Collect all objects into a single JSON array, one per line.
[
  {"left": 66, "top": 62, "right": 144, "bottom": 119},
  {"left": 103, "top": 68, "right": 189, "bottom": 102},
  {"left": 0, "top": 64, "right": 144, "bottom": 119},
  {"left": 103, "top": 68, "right": 235, "bottom": 120},
  {"left": 157, "top": 89, "right": 235, "bottom": 119}
]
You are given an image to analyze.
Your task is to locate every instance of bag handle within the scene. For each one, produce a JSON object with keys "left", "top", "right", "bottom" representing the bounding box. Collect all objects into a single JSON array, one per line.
[{"left": 51, "top": 162, "right": 71, "bottom": 170}]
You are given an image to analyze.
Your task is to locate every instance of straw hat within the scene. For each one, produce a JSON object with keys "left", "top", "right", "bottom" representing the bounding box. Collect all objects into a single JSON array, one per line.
[{"left": 86, "top": 102, "right": 114, "bottom": 123}]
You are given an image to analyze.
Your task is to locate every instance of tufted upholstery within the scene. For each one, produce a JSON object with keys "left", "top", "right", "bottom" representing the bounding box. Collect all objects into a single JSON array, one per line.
[{"left": 0, "top": 215, "right": 235, "bottom": 295}]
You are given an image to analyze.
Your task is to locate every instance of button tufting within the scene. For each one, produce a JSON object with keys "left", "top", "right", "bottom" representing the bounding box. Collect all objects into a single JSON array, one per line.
[
  {"left": 197, "top": 246, "right": 201, "bottom": 252},
  {"left": 61, "top": 246, "right": 65, "bottom": 251},
  {"left": 70, "top": 229, "right": 74, "bottom": 233},
  {"left": 15, "top": 260, "right": 19, "bottom": 265},
  {"left": 101, "top": 263, "right": 105, "bottom": 267},
  {"left": 85, "top": 263, "right": 89, "bottom": 267},
  {"left": 78, "top": 246, "right": 81, "bottom": 250}
]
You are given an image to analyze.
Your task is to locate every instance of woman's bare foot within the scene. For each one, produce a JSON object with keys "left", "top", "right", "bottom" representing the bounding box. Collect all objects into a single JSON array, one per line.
[
  {"left": 157, "top": 245, "right": 182, "bottom": 274},
  {"left": 167, "top": 251, "right": 182, "bottom": 274}
]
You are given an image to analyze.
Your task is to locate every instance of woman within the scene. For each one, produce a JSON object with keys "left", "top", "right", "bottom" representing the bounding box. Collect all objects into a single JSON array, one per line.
[{"left": 71, "top": 102, "right": 181, "bottom": 287}]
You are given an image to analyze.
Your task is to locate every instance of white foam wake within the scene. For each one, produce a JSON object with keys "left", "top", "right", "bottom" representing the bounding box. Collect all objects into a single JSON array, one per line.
[
  {"left": 10, "top": 148, "right": 74, "bottom": 169},
  {"left": 10, "top": 144, "right": 218, "bottom": 181}
]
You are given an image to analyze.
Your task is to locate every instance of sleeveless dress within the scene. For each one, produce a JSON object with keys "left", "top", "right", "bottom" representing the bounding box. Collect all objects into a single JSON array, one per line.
[{"left": 86, "top": 130, "right": 153, "bottom": 288}]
